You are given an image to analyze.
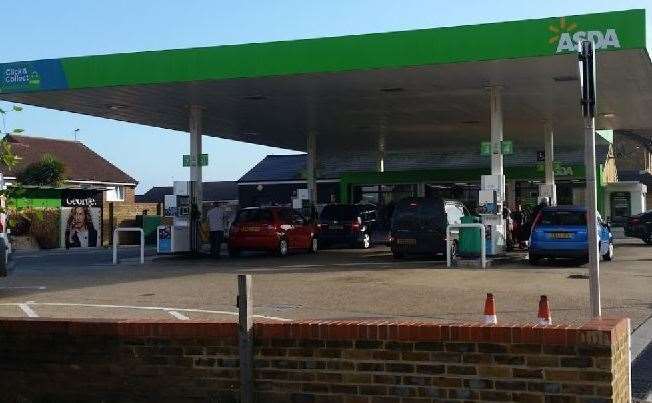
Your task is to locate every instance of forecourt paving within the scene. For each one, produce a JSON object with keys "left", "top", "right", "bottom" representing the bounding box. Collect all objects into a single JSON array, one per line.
[{"left": 0, "top": 240, "right": 650, "bottom": 328}]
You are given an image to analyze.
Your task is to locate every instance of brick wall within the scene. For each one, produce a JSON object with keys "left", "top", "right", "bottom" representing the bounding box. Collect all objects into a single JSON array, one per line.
[{"left": 0, "top": 318, "right": 630, "bottom": 403}]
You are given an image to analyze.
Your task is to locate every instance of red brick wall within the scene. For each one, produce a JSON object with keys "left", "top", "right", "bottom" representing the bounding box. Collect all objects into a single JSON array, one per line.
[{"left": 0, "top": 318, "right": 630, "bottom": 403}]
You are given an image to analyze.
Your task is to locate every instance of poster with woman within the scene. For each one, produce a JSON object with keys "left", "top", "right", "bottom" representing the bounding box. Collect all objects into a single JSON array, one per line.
[{"left": 60, "top": 190, "right": 102, "bottom": 249}]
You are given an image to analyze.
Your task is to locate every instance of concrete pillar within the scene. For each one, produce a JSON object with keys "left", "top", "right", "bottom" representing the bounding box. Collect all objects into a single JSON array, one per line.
[
  {"left": 189, "top": 105, "right": 203, "bottom": 252},
  {"left": 544, "top": 123, "right": 557, "bottom": 205},
  {"left": 489, "top": 86, "right": 505, "bottom": 201},
  {"left": 306, "top": 130, "right": 317, "bottom": 204},
  {"left": 377, "top": 130, "right": 386, "bottom": 173}
]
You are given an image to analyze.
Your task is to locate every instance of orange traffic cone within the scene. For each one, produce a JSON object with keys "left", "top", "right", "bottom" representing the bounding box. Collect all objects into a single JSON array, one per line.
[
  {"left": 537, "top": 295, "right": 552, "bottom": 325},
  {"left": 483, "top": 293, "right": 497, "bottom": 325}
]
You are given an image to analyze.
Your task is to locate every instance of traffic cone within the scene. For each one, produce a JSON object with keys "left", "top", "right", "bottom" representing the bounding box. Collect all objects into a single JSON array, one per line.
[
  {"left": 537, "top": 295, "right": 552, "bottom": 325},
  {"left": 483, "top": 293, "right": 497, "bottom": 325}
]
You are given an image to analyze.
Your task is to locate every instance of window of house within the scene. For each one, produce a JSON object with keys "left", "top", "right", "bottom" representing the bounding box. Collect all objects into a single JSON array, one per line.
[{"left": 106, "top": 185, "right": 125, "bottom": 202}]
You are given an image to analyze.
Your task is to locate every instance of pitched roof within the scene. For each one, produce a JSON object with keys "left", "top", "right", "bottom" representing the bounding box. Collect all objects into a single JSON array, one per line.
[
  {"left": 136, "top": 181, "right": 238, "bottom": 203},
  {"left": 619, "top": 170, "right": 652, "bottom": 186},
  {"left": 2, "top": 134, "right": 136, "bottom": 184},
  {"left": 135, "top": 186, "right": 172, "bottom": 203},
  {"left": 238, "top": 154, "right": 308, "bottom": 182},
  {"left": 203, "top": 181, "right": 238, "bottom": 201},
  {"left": 238, "top": 146, "right": 611, "bottom": 183}
]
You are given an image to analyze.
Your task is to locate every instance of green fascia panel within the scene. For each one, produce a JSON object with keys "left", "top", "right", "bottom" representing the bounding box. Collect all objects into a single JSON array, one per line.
[
  {"left": 9, "top": 188, "right": 62, "bottom": 209},
  {"left": 338, "top": 165, "right": 590, "bottom": 203},
  {"left": 0, "top": 9, "right": 645, "bottom": 94}
]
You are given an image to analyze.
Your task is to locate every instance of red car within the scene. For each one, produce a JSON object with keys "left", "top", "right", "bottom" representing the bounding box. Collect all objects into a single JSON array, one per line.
[{"left": 228, "top": 207, "right": 319, "bottom": 257}]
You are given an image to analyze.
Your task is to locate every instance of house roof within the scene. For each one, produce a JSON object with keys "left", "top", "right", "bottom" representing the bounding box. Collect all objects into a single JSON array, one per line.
[
  {"left": 238, "top": 145, "right": 611, "bottom": 183},
  {"left": 239, "top": 154, "right": 308, "bottom": 183},
  {"left": 2, "top": 134, "right": 136, "bottom": 185},
  {"left": 135, "top": 186, "right": 172, "bottom": 203},
  {"left": 136, "top": 181, "right": 238, "bottom": 203},
  {"left": 619, "top": 170, "right": 652, "bottom": 186}
]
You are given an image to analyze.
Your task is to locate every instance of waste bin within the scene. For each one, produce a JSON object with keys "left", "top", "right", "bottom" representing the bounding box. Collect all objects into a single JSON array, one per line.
[
  {"left": 136, "top": 215, "right": 162, "bottom": 245},
  {"left": 458, "top": 215, "right": 481, "bottom": 258}
]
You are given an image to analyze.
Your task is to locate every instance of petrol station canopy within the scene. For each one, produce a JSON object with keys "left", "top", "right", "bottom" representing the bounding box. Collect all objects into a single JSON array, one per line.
[{"left": 1, "top": 9, "right": 651, "bottom": 153}]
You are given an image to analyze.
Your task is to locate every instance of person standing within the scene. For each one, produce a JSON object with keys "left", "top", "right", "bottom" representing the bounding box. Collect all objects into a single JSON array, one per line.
[{"left": 207, "top": 202, "right": 225, "bottom": 258}]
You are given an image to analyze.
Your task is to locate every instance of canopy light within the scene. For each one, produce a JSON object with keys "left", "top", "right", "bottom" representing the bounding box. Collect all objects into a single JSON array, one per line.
[
  {"left": 108, "top": 104, "right": 127, "bottom": 110},
  {"left": 599, "top": 113, "right": 616, "bottom": 118},
  {"left": 380, "top": 87, "right": 404, "bottom": 93},
  {"left": 243, "top": 95, "right": 267, "bottom": 100}
]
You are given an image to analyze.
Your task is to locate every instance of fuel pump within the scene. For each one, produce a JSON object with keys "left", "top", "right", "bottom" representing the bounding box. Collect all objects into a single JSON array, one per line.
[{"left": 478, "top": 174, "right": 506, "bottom": 256}]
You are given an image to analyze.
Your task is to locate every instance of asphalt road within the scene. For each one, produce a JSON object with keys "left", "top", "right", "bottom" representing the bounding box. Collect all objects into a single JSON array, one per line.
[{"left": 0, "top": 238, "right": 650, "bottom": 328}]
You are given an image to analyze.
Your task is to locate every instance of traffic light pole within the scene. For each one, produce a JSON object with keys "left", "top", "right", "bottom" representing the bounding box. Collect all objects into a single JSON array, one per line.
[{"left": 579, "top": 41, "right": 601, "bottom": 318}]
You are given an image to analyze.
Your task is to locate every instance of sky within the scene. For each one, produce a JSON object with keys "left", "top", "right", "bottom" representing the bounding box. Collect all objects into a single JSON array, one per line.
[{"left": 1, "top": 0, "right": 651, "bottom": 192}]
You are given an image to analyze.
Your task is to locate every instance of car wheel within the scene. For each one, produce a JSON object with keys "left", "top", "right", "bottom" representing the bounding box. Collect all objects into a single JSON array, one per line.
[
  {"left": 277, "top": 238, "right": 289, "bottom": 257},
  {"left": 602, "top": 242, "right": 614, "bottom": 261},
  {"left": 360, "top": 233, "right": 371, "bottom": 249},
  {"left": 309, "top": 237, "right": 319, "bottom": 254},
  {"left": 644, "top": 235, "right": 652, "bottom": 245}
]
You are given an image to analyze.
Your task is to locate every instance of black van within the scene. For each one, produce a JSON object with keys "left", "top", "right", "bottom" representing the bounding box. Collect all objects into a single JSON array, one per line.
[
  {"left": 390, "top": 197, "right": 466, "bottom": 258},
  {"left": 318, "top": 204, "right": 377, "bottom": 248}
]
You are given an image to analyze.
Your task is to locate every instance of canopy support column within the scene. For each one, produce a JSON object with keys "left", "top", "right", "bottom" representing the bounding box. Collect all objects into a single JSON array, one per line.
[
  {"left": 306, "top": 130, "right": 317, "bottom": 204},
  {"left": 189, "top": 105, "right": 203, "bottom": 253},
  {"left": 479, "top": 85, "right": 506, "bottom": 255},
  {"left": 540, "top": 122, "right": 557, "bottom": 206},
  {"left": 377, "top": 129, "right": 386, "bottom": 173},
  {"left": 490, "top": 86, "right": 504, "bottom": 199}
]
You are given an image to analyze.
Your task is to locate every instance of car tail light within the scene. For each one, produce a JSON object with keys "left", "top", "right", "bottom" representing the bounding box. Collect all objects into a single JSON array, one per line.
[
  {"left": 265, "top": 224, "right": 276, "bottom": 231},
  {"left": 630, "top": 218, "right": 640, "bottom": 224},
  {"left": 351, "top": 217, "right": 361, "bottom": 231}
]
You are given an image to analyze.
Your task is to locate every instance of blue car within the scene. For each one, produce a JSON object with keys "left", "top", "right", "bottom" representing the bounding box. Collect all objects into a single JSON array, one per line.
[{"left": 528, "top": 206, "right": 613, "bottom": 265}]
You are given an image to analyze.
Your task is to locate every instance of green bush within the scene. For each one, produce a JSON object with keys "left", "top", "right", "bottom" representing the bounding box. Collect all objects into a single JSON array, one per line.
[{"left": 8, "top": 208, "right": 61, "bottom": 249}]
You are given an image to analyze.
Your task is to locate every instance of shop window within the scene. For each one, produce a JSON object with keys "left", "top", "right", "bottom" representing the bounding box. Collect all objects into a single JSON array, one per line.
[{"left": 106, "top": 186, "right": 125, "bottom": 202}]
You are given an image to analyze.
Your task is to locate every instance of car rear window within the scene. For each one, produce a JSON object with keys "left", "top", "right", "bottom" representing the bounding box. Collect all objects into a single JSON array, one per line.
[
  {"left": 540, "top": 210, "right": 586, "bottom": 226},
  {"left": 320, "top": 205, "right": 358, "bottom": 221},
  {"left": 392, "top": 199, "right": 444, "bottom": 228},
  {"left": 235, "top": 209, "right": 273, "bottom": 223}
]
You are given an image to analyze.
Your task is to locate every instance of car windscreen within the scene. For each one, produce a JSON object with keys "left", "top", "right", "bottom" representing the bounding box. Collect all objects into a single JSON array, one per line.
[
  {"left": 235, "top": 209, "right": 273, "bottom": 223},
  {"left": 540, "top": 210, "right": 586, "bottom": 226},
  {"left": 320, "top": 205, "right": 358, "bottom": 221}
]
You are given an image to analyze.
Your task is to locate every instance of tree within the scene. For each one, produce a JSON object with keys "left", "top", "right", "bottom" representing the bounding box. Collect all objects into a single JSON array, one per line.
[
  {"left": 16, "top": 154, "right": 66, "bottom": 187},
  {"left": 0, "top": 104, "right": 22, "bottom": 169}
]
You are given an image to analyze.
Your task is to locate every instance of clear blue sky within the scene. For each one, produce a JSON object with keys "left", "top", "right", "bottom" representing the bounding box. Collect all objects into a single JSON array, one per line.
[{"left": 1, "top": 0, "right": 650, "bottom": 192}]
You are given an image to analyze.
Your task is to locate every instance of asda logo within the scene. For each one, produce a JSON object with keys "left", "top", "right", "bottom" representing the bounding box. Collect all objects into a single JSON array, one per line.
[{"left": 549, "top": 17, "right": 621, "bottom": 53}]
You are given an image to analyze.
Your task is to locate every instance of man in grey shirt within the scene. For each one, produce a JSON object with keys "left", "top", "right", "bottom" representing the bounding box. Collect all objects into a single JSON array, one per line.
[{"left": 207, "top": 202, "right": 225, "bottom": 258}]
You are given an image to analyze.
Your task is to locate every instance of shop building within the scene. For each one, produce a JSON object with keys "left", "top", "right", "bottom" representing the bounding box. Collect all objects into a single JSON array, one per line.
[{"left": 238, "top": 138, "right": 616, "bottom": 213}]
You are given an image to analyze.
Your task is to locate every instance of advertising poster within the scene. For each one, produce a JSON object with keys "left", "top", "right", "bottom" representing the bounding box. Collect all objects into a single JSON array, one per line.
[
  {"left": 157, "top": 226, "right": 171, "bottom": 253},
  {"left": 60, "top": 190, "right": 103, "bottom": 249}
]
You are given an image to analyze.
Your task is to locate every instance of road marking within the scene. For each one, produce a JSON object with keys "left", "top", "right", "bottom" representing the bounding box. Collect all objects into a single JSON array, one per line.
[
  {"left": 166, "top": 310, "right": 190, "bottom": 320},
  {"left": 0, "top": 286, "right": 47, "bottom": 290},
  {"left": 18, "top": 303, "right": 38, "bottom": 318},
  {"left": 0, "top": 302, "right": 290, "bottom": 322}
]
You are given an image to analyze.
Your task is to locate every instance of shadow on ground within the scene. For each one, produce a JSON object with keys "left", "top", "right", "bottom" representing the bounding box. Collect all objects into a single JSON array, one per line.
[{"left": 632, "top": 343, "right": 652, "bottom": 401}]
